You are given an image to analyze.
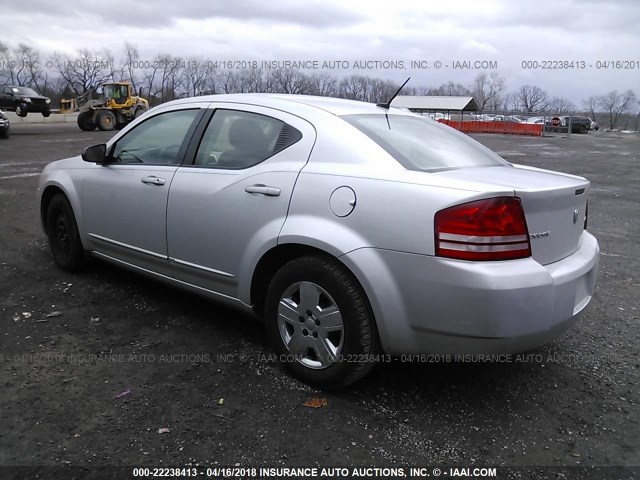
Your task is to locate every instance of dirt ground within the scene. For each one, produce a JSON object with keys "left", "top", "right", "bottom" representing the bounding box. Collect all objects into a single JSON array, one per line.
[{"left": 0, "top": 124, "right": 638, "bottom": 479}]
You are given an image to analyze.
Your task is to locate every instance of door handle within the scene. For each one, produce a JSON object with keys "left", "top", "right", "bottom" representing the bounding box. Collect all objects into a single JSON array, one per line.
[
  {"left": 244, "top": 184, "right": 281, "bottom": 197},
  {"left": 141, "top": 176, "right": 166, "bottom": 186}
]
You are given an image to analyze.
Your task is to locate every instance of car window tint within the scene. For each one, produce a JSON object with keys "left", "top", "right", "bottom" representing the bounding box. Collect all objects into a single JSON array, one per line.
[
  {"left": 194, "top": 109, "right": 300, "bottom": 169},
  {"left": 111, "top": 109, "right": 199, "bottom": 165},
  {"left": 342, "top": 114, "right": 508, "bottom": 172}
]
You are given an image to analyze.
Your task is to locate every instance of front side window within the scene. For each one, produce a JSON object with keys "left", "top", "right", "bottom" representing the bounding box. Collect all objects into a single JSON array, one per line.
[
  {"left": 110, "top": 109, "right": 199, "bottom": 165},
  {"left": 342, "top": 114, "right": 509, "bottom": 172},
  {"left": 194, "top": 109, "right": 301, "bottom": 169}
]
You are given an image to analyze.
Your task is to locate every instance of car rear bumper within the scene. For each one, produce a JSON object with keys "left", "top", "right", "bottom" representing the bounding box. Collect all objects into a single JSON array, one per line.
[{"left": 340, "top": 231, "right": 599, "bottom": 355}]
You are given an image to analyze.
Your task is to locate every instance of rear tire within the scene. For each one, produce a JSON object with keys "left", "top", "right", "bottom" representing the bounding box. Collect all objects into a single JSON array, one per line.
[
  {"left": 77, "top": 111, "right": 96, "bottom": 131},
  {"left": 45, "top": 194, "right": 86, "bottom": 272},
  {"left": 15, "top": 102, "right": 28, "bottom": 117},
  {"left": 265, "top": 255, "right": 379, "bottom": 390},
  {"left": 96, "top": 110, "right": 116, "bottom": 131}
]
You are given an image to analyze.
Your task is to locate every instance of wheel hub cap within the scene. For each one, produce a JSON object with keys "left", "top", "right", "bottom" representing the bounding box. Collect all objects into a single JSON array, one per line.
[{"left": 277, "top": 281, "right": 344, "bottom": 369}]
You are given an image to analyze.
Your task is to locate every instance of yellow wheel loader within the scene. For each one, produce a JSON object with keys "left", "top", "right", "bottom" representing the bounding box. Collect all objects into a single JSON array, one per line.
[{"left": 60, "top": 82, "right": 149, "bottom": 132}]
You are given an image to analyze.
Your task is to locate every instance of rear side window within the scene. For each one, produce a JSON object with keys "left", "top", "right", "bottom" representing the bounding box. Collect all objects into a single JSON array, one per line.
[
  {"left": 342, "top": 114, "right": 509, "bottom": 172},
  {"left": 194, "top": 109, "right": 301, "bottom": 169}
]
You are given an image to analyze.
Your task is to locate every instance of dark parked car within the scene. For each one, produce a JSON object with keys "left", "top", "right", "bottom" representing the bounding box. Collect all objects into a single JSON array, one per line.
[
  {"left": 546, "top": 116, "right": 591, "bottom": 134},
  {"left": 0, "top": 85, "right": 51, "bottom": 117},
  {"left": 0, "top": 109, "right": 10, "bottom": 139},
  {"left": 564, "top": 116, "right": 591, "bottom": 134}
]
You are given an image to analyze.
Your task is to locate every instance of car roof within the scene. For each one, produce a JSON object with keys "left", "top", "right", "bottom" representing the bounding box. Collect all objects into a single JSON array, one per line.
[{"left": 164, "top": 93, "right": 398, "bottom": 116}]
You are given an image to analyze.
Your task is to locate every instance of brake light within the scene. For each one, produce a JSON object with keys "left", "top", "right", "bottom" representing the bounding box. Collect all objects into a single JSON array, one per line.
[{"left": 435, "top": 197, "right": 531, "bottom": 261}]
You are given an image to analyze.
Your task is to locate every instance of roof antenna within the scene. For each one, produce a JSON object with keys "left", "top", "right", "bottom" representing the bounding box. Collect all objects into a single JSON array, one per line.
[{"left": 377, "top": 77, "right": 410, "bottom": 109}]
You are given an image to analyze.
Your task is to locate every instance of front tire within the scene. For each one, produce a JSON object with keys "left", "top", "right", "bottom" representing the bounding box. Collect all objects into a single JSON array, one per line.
[
  {"left": 0, "top": 128, "right": 8, "bottom": 139},
  {"left": 46, "top": 194, "right": 86, "bottom": 272},
  {"left": 96, "top": 110, "right": 116, "bottom": 131},
  {"left": 77, "top": 111, "right": 96, "bottom": 131},
  {"left": 265, "top": 256, "right": 379, "bottom": 389},
  {"left": 42, "top": 108, "right": 51, "bottom": 118},
  {"left": 15, "top": 102, "right": 28, "bottom": 117}
]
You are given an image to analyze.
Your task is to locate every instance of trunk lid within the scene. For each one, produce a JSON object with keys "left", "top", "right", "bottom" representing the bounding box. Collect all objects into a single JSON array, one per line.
[{"left": 435, "top": 165, "right": 589, "bottom": 265}]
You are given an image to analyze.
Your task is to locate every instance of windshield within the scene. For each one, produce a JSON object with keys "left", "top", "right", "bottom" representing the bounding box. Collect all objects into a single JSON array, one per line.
[
  {"left": 12, "top": 87, "right": 39, "bottom": 96},
  {"left": 103, "top": 84, "right": 128, "bottom": 99},
  {"left": 342, "top": 114, "right": 509, "bottom": 172}
]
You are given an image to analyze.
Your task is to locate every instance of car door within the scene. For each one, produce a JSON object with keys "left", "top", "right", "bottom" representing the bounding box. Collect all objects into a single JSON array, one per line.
[
  {"left": 81, "top": 104, "right": 208, "bottom": 275},
  {"left": 0, "top": 87, "right": 12, "bottom": 109},
  {"left": 166, "top": 104, "right": 316, "bottom": 301}
]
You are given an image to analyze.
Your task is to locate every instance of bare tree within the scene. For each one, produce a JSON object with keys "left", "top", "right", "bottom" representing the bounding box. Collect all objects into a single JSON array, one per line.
[
  {"left": 181, "top": 57, "right": 210, "bottom": 97},
  {"left": 11, "top": 43, "right": 45, "bottom": 89},
  {"left": 214, "top": 70, "right": 241, "bottom": 94},
  {"left": 271, "top": 69, "right": 307, "bottom": 94},
  {"left": 547, "top": 97, "right": 576, "bottom": 114},
  {"left": 428, "top": 81, "right": 471, "bottom": 96},
  {"left": 52, "top": 48, "right": 115, "bottom": 94},
  {"left": 121, "top": 42, "right": 140, "bottom": 93},
  {"left": 597, "top": 90, "right": 637, "bottom": 130},
  {"left": 367, "top": 78, "right": 398, "bottom": 104},
  {"left": 143, "top": 54, "right": 184, "bottom": 103},
  {"left": 583, "top": 96, "right": 598, "bottom": 121},
  {"left": 242, "top": 68, "right": 272, "bottom": 93},
  {"left": 414, "top": 85, "right": 433, "bottom": 96},
  {"left": 471, "top": 73, "right": 505, "bottom": 111},
  {"left": 213, "top": 69, "right": 263, "bottom": 94},
  {"left": 0, "top": 41, "right": 8, "bottom": 84},
  {"left": 339, "top": 75, "right": 369, "bottom": 100},
  {"left": 517, "top": 85, "right": 548, "bottom": 112},
  {"left": 305, "top": 73, "right": 338, "bottom": 97},
  {"left": 0, "top": 42, "right": 44, "bottom": 88},
  {"left": 336, "top": 75, "right": 398, "bottom": 102}
]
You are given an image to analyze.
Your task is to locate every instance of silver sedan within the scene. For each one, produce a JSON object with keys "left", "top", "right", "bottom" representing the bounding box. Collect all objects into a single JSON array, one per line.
[{"left": 38, "top": 94, "right": 599, "bottom": 388}]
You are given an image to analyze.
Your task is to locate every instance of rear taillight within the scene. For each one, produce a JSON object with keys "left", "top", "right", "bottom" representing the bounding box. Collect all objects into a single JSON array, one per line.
[{"left": 435, "top": 197, "right": 531, "bottom": 261}]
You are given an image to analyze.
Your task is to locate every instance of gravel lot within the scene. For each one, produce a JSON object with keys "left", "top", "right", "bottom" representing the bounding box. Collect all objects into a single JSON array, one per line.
[{"left": 0, "top": 124, "right": 638, "bottom": 478}]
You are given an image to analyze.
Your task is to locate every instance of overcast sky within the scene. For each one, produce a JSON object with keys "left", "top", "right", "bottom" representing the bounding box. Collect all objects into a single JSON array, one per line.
[{"left": 3, "top": 0, "right": 639, "bottom": 104}]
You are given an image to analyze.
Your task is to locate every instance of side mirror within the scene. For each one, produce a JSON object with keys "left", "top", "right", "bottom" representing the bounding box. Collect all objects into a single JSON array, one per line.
[{"left": 82, "top": 143, "right": 107, "bottom": 164}]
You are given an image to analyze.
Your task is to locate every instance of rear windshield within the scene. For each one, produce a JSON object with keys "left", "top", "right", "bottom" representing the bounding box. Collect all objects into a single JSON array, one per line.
[{"left": 342, "top": 114, "right": 509, "bottom": 172}]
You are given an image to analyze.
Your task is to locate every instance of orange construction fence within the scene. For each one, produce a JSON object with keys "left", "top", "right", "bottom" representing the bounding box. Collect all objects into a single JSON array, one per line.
[{"left": 437, "top": 119, "right": 543, "bottom": 136}]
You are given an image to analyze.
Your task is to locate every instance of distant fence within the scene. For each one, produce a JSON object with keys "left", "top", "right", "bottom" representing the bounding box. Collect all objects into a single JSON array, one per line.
[
  {"left": 415, "top": 112, "right": 596, "bottom": 137},
  {"left": 437, "top": 119, "right": 543, "bottom": 136}
]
